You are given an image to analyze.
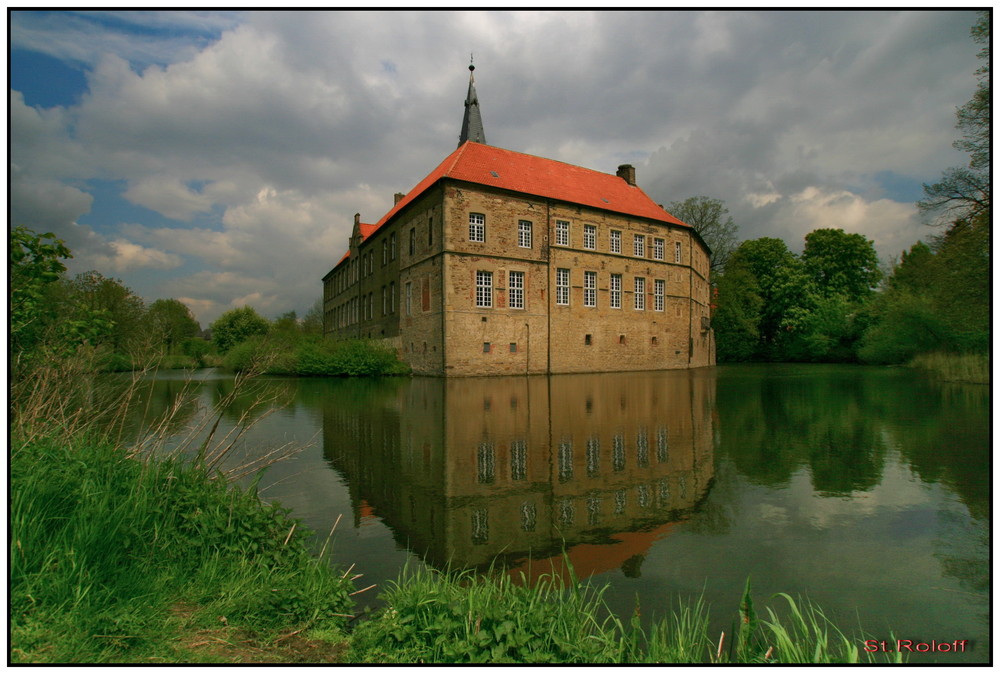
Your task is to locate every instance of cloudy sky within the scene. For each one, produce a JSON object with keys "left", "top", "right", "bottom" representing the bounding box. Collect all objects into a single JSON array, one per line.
[{"left": 10, "top": 10, "right": 982, "bottom": 326}]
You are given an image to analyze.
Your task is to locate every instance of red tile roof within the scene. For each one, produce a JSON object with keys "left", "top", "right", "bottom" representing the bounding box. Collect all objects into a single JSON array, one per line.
[
  {"left": 330, "top": 142, "right": 691, "bottom": 273},
  {"left": 375, "top": 141, "right": 689, "bottom": 231}
]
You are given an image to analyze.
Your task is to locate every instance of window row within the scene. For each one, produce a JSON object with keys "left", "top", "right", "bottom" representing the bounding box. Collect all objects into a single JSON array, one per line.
[
  {"left": 475, "top": 269, "right": 667, "bottom": 311},
  {"left": 474, "top": 427, "right": 671, "bottom": 487},
  {"left": 469, "top": 213, "right": 684, "bottom": 262}
]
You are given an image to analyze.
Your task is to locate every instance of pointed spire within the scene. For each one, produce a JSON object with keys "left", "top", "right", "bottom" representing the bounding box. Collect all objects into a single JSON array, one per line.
[{"left": 459, "top": 56, "right": 486, "bottom": 147}]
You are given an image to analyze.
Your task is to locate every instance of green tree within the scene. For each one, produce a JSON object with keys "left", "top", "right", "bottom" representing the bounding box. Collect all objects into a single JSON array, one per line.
[
  {"left": 9, "top": 226, "right": 72, "bottom": 354},
  {"left": 801, "top": 228, "right": 882, "bottom": 300},
  {"left": 272, "top": 310, "right": 299, "bottom": 334},
  {"left": 919, "top": 11, "right": 990, "bottom": 225},
  {"left": 727, "top": 237, "right": 803, "bottom": 357},
  {"left": 301, "top": 298, "right": 324, "bottom": 336},
  {"left": 147, "top": 299, "right": 201, "bottom": 353},
  {"left": 211, "top": 306, "right": 270, "bottom": 353},
  {"left": 711, "top": 260, "right": 763, "bottom": 362},
  {"left": 67, "top": 271, "right": 147, "bottom": 353},
  {"left": 667, "top": 196, "right": 739, "bottom": 274}
]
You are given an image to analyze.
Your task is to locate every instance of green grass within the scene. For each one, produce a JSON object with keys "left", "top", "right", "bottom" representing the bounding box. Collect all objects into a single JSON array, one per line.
[
  {"left": 909, "top": 351, "right": 990, "bottom": 384},
  {"left": 10, "top": 434, "right": 355, "bottom": 663},
  {"left": 345, "top": 566, "right": 901, "bottom": 664}
]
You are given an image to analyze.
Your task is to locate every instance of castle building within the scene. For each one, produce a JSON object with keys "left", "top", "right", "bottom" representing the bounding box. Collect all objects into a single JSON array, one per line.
[{"left": 322, "top": 65, "right": 715, "bottom": 376}]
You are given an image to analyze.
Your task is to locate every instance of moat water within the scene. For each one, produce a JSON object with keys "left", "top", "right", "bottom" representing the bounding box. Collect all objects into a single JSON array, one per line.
[{"left": 115, "top": 364, "right": 989, "bottom": 662}]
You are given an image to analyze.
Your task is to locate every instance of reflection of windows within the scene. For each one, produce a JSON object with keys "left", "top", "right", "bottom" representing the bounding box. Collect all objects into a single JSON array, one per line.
[
  {"left": 477, "top": 441, "right": 495, "bottom": 484},
  {"left": 586, "top": 436, "right": 600, "bottom": 477},
  {"left": 558, "top": 439, "right": 573, "bottom": 483},
  {"left": 558, "top": 498, "right": 575, "bottom": 526},
  {"left": 472, "top": 507, "right": 489, "bottom": 544},
  {"left": 511, "top": 440, "right": 527, "bottom": 481},
  {"left": 679, "top": 475, "right": 687, "bottom": 499},
  {"left": 587, "top": 494, "right": 601, "bottom": 526},
  {"left": 637, "top": 484, "right": 650, "bottom": 508},
  {"left": 657, "top": 478, "right": 670, "bottom": 506},
  {"left": 520, "top": 501, "right": 536, "bottom": 532},
  {"left": 656, "top": 426, "right": 668, "bottom": 463},
  {"left": 613, "top": 434, "right": 625, "bottom": 472},
  {"left": 637, "top": 428, "right": 649, "bottom": 467},
  {"left": 614, "top": 488, "right": 627, "bottom": 515}
]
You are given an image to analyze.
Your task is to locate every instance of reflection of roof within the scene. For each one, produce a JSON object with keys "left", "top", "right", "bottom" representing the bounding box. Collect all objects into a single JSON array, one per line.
[
  {"left": 506, "top": 521, "right": 681, "bottom": 586},
  {"left": 373, "top": 142, "right": 689, "bottom": 235}
]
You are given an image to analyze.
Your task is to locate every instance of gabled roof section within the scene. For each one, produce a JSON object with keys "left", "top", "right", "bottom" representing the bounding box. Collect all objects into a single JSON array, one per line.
[{"left": 373, "top": 142, "right": 690, "bottom": 232}]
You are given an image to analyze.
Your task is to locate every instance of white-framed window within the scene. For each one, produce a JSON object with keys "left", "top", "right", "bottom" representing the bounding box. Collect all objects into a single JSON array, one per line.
[
  {"left": 674, "top": 241, "right": 682, "bottom": 263},
  {"left": 610, "top": 230, "right": 621, "bottom": 254},
  {"left": 476, "top": 270, "right": 493, "bottom": 308},
  {"left": 405, "top": 281, "right": 412, "bottom": 316},
  {"left": 584, "top": 271, "right": 597, "bottom": 307},
  {"left": 556, "top": 268, "right": 570, "bottom": 305},
  {"left": 509, "top": 271, "right": 525, "bottom": 309},
  {"left": 469, "top": 213, "right": 486, "bottom": 242},
  {"left": 382, "top": 240, "right": 388, "bottom": 265},
  {"left": 583, "top": 224, "right": 596, "bottom": 250},
  {"left": 634, "top": 234, "right": 645, "bottom": 257},
  {"left": 382, "top": 286, "right": 388, "bottom": 315},
  {"left": 653, "top": 237, "right": 664, "bottom": 260},
  {"left": 610, "top": 273, "right": 622, "bottom": 309},
  {"left": 654, "top": 279, "right": 664, "bottom": 311},
  {"left": 634, "top": 277, "right": 645, "bottom": 310},
  {"left": 518, "top": 220, "right": 532, "bottom": 248},
  {"left": 390, "top": 233, "right": 396, "bottom": 260},
  {"left": 555, "top": 220, "right": 570, "bottom": 246}
]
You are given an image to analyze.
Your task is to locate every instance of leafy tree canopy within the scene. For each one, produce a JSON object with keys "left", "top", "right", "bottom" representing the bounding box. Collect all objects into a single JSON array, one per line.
[
  {"left": 147, "top": 299, "right": 201, "bottom": 351},
  {"left": 801, "top": 228, "right": 882, "bottom": 300},
  {"left": 211, "top": 306, "right": 270, "bottom": 353},
  {"left": 667, "top": 196, "right": 739, "bottom": 274}
]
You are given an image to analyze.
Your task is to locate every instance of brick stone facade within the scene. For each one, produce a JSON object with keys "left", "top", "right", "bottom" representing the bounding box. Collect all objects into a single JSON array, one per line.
[{"left": 323, "top": 144, "right": 715, "bottom": 376}]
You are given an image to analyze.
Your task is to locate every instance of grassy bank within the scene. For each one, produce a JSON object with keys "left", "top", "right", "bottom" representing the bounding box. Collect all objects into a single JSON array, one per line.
[
  {"left": 10, "top": 432, "right": 357, "bottom": 663},
  {"left": 348, "top": 567, "right": 902, "bottom": 664},
  {"left": 909, "top": 351, "right": 990, "bottom": 384},
  {"left": 222, "top": 335, "right": 410, "bottom": 377}
]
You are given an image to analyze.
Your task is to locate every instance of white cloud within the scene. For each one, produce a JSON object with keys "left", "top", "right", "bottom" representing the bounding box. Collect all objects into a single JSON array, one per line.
[{"left": 9, "top": 10, "right": 982, "bottom": 322}]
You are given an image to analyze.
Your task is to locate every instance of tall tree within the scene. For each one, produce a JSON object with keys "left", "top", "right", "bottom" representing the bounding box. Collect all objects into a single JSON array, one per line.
[
  {"left": 147, "top": 299, "right": 200, "bottom": 352},
  {"left": 211, "top": 306, "right": 270, "bottom": 353},
  {"left": 68, "top": 271, "right": 147, "bottom": 353},
  {"left": 666, "top": 196, "right": 739, "bottom": 274},
  {"left": 801, "top": 228, "right": 882, "bottom": 300},
  {"left": 9, "top": 226, "right": 72, "bottom": 355},
  {"left": 918, "top": 11, "right": 990, "bottom": 225}
]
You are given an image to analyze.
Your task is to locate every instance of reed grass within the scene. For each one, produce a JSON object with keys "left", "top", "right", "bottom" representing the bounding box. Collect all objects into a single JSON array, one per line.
[
  {"left": 10, "top": 350, "right": 357, "bottom": 663},
  {"left": 909, "top": 351, "right": 990, "bottom": 384},
  {"left": 346, "top": 566, "right": 904, "bottom": 664}
]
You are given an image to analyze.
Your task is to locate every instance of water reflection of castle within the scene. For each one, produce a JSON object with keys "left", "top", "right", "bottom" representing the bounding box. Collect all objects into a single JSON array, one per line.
[{"left": 322, "top": 370, "right": 715, "bottom": 579}]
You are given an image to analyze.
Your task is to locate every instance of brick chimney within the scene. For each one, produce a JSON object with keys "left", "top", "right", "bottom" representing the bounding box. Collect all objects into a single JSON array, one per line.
[
  {"left": 394, "top": 192, "right": 405, "bottom": 204},
  {"left": 354, "top": 213, "right": 360, "bottom": 226},
  {"left": 616, "top": 164, "right": 636, "bottom": 186}
]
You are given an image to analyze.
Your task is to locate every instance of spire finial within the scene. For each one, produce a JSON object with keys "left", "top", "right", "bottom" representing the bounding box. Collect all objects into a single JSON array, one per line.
[{"left": 469, "top": 53, "right": 475, "bottom": 73}]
